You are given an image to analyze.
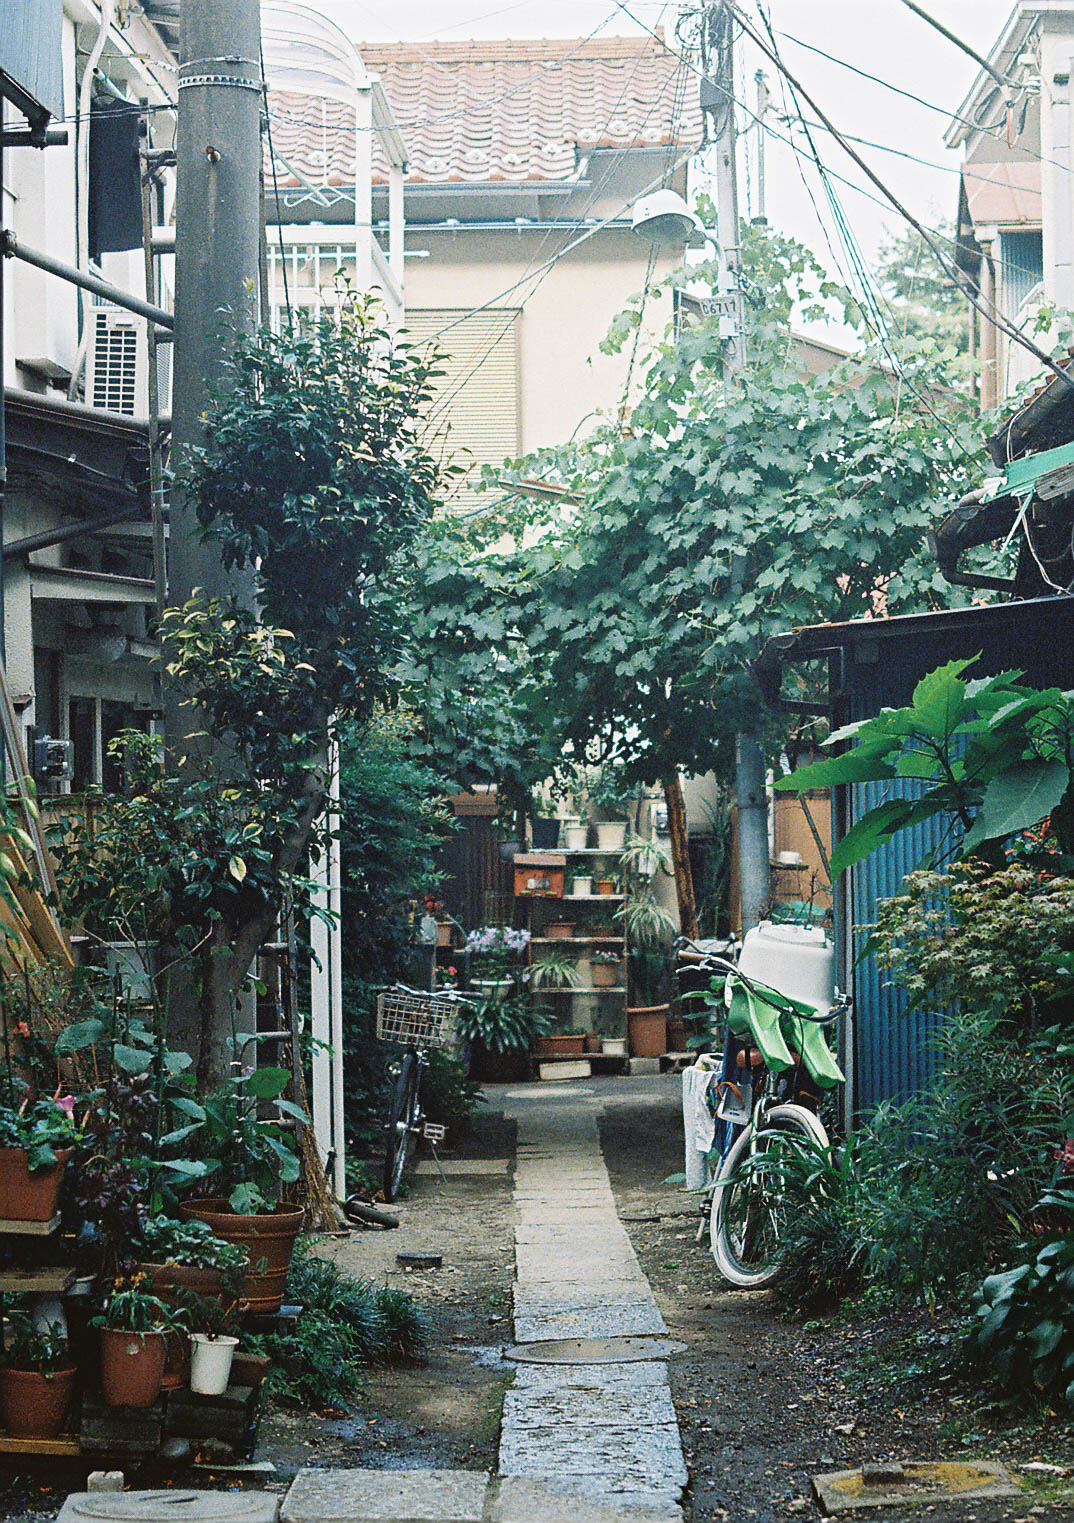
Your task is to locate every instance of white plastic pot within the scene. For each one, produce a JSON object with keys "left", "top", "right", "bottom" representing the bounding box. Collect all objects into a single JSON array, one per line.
[
  {"left": 190, "top": 1333, "right": 238, "bottom": 1396},
  {"left": 563, "top": 824, "right": 589, "bottom": 851},
  {"left": 570, "top": 876, "right": 593, "bottom": 897},
  {"left": 594, "top": 822, "right": 627, "bottom": 851}
]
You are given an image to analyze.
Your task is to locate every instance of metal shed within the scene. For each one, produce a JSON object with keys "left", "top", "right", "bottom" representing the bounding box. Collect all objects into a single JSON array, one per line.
[{"left": 759, "top": 594, "right": 1074, "bottom": 1117}]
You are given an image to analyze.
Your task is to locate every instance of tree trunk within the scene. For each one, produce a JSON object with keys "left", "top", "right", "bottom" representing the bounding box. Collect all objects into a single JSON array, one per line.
[{"left": 662, "top": 772, "right": 699, "bottom": 941}]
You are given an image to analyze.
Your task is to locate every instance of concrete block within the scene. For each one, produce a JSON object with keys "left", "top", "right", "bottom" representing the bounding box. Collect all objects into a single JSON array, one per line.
[
  {"left": 538, "top": 1059, "right": 591, "bottom": 1081},
  {"left": 86, "top": 1474, "right": 124, "bottom": 1493},
  {"left": 281, "top": 1467, "right": 489, "bottom": 1523},
  {"left": 58, "top": 1492, "right": 279, "bottom": 1523},
  {"left": 811, "top": 1460, "right": 1020, "bottom": 1514},
  {"left": 627, "top": 1057, "right": 661, "bottom": 1075}
]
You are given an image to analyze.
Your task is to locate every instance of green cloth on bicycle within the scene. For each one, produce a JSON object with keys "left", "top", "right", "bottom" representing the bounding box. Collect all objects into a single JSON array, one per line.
[{"left": 725, "top": 975, "right": 845, "bottom": 1089}]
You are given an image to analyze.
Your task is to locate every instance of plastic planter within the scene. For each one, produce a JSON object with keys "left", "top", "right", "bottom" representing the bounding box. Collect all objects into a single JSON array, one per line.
[{"left": 190, "top": 1334, "right": 239, "bottom": 1395}]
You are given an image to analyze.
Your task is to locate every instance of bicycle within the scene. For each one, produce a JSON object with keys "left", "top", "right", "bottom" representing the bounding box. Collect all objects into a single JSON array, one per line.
[
  {"left": 677, "top": 935, "right": 848, "bottom": 1289},
  {"left": 376, "top": 984, "right": 473, "bottom": 1202}
]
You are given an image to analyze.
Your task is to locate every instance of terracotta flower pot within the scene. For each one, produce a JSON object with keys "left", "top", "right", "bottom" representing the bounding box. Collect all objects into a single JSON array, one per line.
[
  {"left": 230, "top": 1350, "right": 272, "bottom": 1390},
  {"left": 627, "top": 1004, "right": 669, "bottom": 1058},
  {"left": 99, "top": 1327, "right": 165, "bottom": 1408},
  {"left": 596, "top": 880, "right": 616, "bottom": 896},
  {"left": 591, "top": 962, "right": 620, "bottom": 988},
  {"left": 179, "top": 1200, "right": 304, "bottom": 1315},
  {"left": 0, "top": 1147, "right": 73, "bottom": 1222},
  {"left": 546, "top": 922, "right": 574, "bottom": 941},
  {"left": 535, "top": 1034, "right": 586, "bottom": 1057},
  {"left": 0, "top": 1365, "right": 76, "bottom": 1437},
  {"left": 137, "top": 1262, "right": 245, "bottom": 1388},
  {"left": 584, "top": 1033, "right": 602, "bottom": 1054}
]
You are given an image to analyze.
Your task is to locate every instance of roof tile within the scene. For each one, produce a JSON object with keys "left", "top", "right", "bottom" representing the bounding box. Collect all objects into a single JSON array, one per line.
[{"left": 267, "top": 31, "right": 700, "bottom": 189}]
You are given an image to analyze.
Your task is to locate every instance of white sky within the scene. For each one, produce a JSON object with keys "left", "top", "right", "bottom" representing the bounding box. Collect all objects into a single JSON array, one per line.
[{"left": 317, "top": 0, "right": 1015, "bottom": 279}]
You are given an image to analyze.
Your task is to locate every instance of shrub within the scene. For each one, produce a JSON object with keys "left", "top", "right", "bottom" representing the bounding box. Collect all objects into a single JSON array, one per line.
[
  {"left": 256, "top": 1243, "right": 429, "bottom": 1411},
  {"left": 970, "top": 1231, "right": 1074, "bottom": 1409}
]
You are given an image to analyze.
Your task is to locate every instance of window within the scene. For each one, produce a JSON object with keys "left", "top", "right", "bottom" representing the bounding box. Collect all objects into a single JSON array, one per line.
[{"left": 403, "top": 309, "right": 521, "bottom": 511}]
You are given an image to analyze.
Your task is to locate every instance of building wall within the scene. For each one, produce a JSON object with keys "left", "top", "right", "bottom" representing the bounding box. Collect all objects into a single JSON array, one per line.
[{"left": 402, "top": 224, "right": 679, "bottom": 472}]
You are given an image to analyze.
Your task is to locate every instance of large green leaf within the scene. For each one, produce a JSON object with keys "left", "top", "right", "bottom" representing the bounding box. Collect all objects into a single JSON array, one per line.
[
  {"left": 910, "top": 656, "right": 978, "bottom": 739},
  {"left": 113, "top": 1043, "right": 152, "bottom": 1075},
  {"left": 962, "top": 759, "right": 1070, "bottom": 851},
  {"left": 829, "top": 800, "right": 914, "bottom": 878},
  {"left": 774, "top": 747, "right": 897, "bottom": 792},
  {"left": 55, "top": 1018, "right": 107, "bottom": 1055}
]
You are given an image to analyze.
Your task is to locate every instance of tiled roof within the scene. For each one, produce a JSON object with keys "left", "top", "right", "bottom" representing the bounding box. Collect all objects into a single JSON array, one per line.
[{"left": 267, "top": 31, "right": 701, "bottom": 189}]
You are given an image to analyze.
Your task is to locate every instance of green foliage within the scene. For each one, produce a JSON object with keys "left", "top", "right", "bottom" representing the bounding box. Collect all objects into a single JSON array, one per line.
[
  {"left": 767, "top": 1134, "right": 871, "bottom": 1315},
  {"left": 335, "top": 711, "right": 456, "bottom": 1148},
  {"left": 454, "top": 994, "right": 553, "bottom": 1054},
  {"left": 970, "top": 1235, "right": 1074, "bottom": 1408},
  {"left": 778, "top": 663, "right": 1074, "bottom": 874},
  {"left": 416, "top": 1049, "right": 482, "bottom": 1129},
  {"left": 137, "top": 1215, "right": 248, "bottom": 1273},
  {"left": 0, "top": 1304, "right": 70, "bottom": 1372},
  {"left": 406, "top": 224, "right": 979, "bottom": 796},
  {"left": 0, "top": 1090, "right": 82, "bottom": 1173},
  {"left": 95, "top": 1280, "right": 178, "bottom": 1333},
  {"left": 256, "top": 1242, "right": 429, "bottom": 1410},
  {"left": 773, "top": 1010, "right": 1074, "bottom": 1312},
  {"left": 871, "top": 864, "right": 1074, "bottom": 1031},
  {"left": 526, "top": 951, "right": 581, "bottom": 991},
  {"left": 875, "top": 224, "right": 970, "bottom": 379}
]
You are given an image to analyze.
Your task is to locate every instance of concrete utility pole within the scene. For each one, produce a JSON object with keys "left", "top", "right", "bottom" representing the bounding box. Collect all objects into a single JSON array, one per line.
[
  {"left": 167, "top": 0, "right": 262, "bottom": 680},
  {"left": 167, "top": 0, "right": 264, "bottom": 1068},
  {"left": 711, "top": 10, "right": 771, "bottom": 933}
]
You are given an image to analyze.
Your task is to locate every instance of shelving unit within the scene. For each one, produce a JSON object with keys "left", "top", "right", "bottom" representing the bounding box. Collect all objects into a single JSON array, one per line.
[{"left": 514, "top": 844, "right": 630, "bottom": 1073}]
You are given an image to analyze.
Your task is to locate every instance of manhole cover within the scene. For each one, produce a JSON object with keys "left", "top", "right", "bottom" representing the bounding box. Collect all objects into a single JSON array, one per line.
[
  {"left": 505, "top": 1335, "right": 686, "bottom": 1364},
  {"left": 58, "top": 1493, "right": 279, "bottom": 1523}
]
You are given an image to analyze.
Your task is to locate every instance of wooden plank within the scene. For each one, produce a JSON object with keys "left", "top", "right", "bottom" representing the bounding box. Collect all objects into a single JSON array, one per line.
[
  {"left": 0, "top": 1266, "right": 76, "bottom": 1292},
  {"left": 0, "top": 1433, "right": 79, "bottom": 1457},
  {"left": 0, "top": 1214, "right": 60, "bottom": 1236},
  {"left": 2, "top": 838, "right": 73, "bottom": 968}
]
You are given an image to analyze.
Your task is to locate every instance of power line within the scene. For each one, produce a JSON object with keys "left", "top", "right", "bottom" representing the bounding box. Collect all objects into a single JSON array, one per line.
[
  {"left": 898, "top": 0, "right": 1010, "bottom": 91},
  {"left": 729, "top": 4, "right": 1074, "bottom": 397}
]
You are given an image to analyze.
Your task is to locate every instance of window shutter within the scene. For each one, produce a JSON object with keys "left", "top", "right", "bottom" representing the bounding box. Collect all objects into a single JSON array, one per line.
[{"left": 404, "top": 309, "right": 520, "bottom": 510}]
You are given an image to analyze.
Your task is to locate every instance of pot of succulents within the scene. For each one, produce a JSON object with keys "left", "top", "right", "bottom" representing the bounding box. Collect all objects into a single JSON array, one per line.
[
  {"left": 591, "top": 951, "right": 622, "bottom": 990},
  {"left": 0, "top": 1306, "right": 77, "bottom": 1438},
  {"left": 170, "top": 1056, "right": 306, "bottom": 1315},
  {"left": 94, "top": 1279, "right": 177, "bottom": 1408},
  {"left": 0, "top": 1086, "right": 82, "bottom": 1222},
  {"left": 465, "top": 925, "right": 530, "bottom": 1003}
]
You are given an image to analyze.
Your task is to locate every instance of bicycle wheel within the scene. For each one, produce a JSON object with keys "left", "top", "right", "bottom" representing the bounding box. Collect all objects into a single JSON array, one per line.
[
  {"left": 383, "top": 1052, "right": 421, "bottom": 1202},
  {"left": 711, "top": 1102, "right": 828, "bottom": 1289}
]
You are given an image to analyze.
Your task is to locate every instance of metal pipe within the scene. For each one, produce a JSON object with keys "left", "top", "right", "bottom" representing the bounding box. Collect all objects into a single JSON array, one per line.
[
  {"left": 0, "top": 231, "right": 174, "bottom": 329},
  {"left": 4, "top": 509, "right": 142, "bottom": 560}
]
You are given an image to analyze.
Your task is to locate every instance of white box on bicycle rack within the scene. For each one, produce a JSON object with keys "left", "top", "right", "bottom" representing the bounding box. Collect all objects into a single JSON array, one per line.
[{"left": 738, "top": 922, "right": 835, "bottom": 1013}]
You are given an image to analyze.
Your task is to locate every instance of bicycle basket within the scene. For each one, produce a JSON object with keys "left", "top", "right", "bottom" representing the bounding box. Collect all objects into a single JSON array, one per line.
[{"left": 376, "top": 989, "right": 460, "bottom": 1052}]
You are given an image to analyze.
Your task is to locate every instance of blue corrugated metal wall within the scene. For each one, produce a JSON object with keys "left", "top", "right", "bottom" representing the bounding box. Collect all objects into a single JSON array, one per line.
[
  {"left": 849, "top": 776, "right": 945, "bottom": 1114},
  {"left": 835, "top": 600, "right": 1074, "bottom": 1117}
]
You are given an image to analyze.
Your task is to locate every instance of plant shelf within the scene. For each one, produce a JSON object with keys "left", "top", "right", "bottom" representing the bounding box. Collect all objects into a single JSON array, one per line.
[
  {"left": 0, "top": 1214, "right": 60, "bottom": 1236},
  {"left": 0, "top": 1266, "right": 76, "bottom": 1292},
  {"left": 561, "top": 894, "right": 624, "bottom": 902},
  {"left": 536, "top": 985, "right": 626, "bottom": 995},
  {"left": 530, "top": 936, "right": 623, "bottom": 945}
]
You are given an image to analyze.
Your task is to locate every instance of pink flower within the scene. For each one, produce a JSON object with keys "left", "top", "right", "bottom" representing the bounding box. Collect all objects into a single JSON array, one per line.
[{"left": 54, "top": 1095, "right": 75, "bottom": 1118}]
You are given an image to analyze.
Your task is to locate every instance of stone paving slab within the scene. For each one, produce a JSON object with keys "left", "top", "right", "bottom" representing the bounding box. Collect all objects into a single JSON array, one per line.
[
  {"left": 281, "top": 1469, "right": 489, "bottom": 1522},
  {"left": 414, "top": 1159, "right": 510, "bottom": 1176},
  {"left": 514, "top": 1304, "right": 667, "bottom": 1343},
  {"left": 487, "top": 1478, "right": 682, "bottom": 1522},
  {"left": 811, "top": 1460, "right": 1020, "bottom": 1515}
]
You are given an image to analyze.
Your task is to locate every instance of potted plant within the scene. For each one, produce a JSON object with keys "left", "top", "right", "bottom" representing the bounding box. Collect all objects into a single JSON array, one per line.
[
  {"left": 94, "top": 1278, "right": 177, "bottom": 1408},
  {"left": 595, "top": 875, "right": 617, "bottom": 895},
  {"left": 465, "top": 925, "right": 530, "bottom": 1003},
  {"left": 0, "top": 1088, "right": 82, "bottom": 1222},
  {"left": 570, "top": 874, "right": 593, "bottom": 898},
  {"left": 134, "top": 1215, "right": 249, "bottom": 1389},
  {"left": 0, "top": 1306, "right": 77, "bottom": 1438},
  {"left": 591, "top": 951, "right": 622, "bottom": 989},
  {"left": 545, "top": 919, "right": 575, "bottom": 941},
  {"left": 456, "top": 995, "right": 553, "bottom": 1082},
  {"left": 170, "top": 1057, "right": 305, "bottom": 1315},
  {"left": 617, "top": 835, "right": 676, "bottom": 1058},
  {"left": 527, "top": 950, "right": 581, "bottom": 993},
  {"left": 562, "top": 818, "right": 589, "bottom": 851},
  {"left": 534, "top": 1032, "right": 587, "bottom": 1057}
]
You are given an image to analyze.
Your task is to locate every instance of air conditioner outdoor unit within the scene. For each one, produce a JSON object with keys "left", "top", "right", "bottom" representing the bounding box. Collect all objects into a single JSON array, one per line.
[{"left": 86, "top": 303, "right": 148, "bottom": 417}]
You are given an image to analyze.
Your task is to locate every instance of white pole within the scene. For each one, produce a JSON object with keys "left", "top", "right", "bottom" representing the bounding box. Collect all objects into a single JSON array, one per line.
[
  {"left": 388, "top": 164, "right": 404, "bottom": 288},
  {"left": 355, "top": 83, "right": 373, "bottom": 292},
  {"left": 328, "top": 739, "right": 346, "bottom": 1198},
  {"left": 309, "top": 836, "right": 332, "bottom": 1171}
]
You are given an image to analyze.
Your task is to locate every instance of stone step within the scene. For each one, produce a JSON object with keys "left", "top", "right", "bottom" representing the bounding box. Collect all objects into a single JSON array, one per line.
[{"left": 279, "top": 1469, "right": 681, "bottom": 1522}]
